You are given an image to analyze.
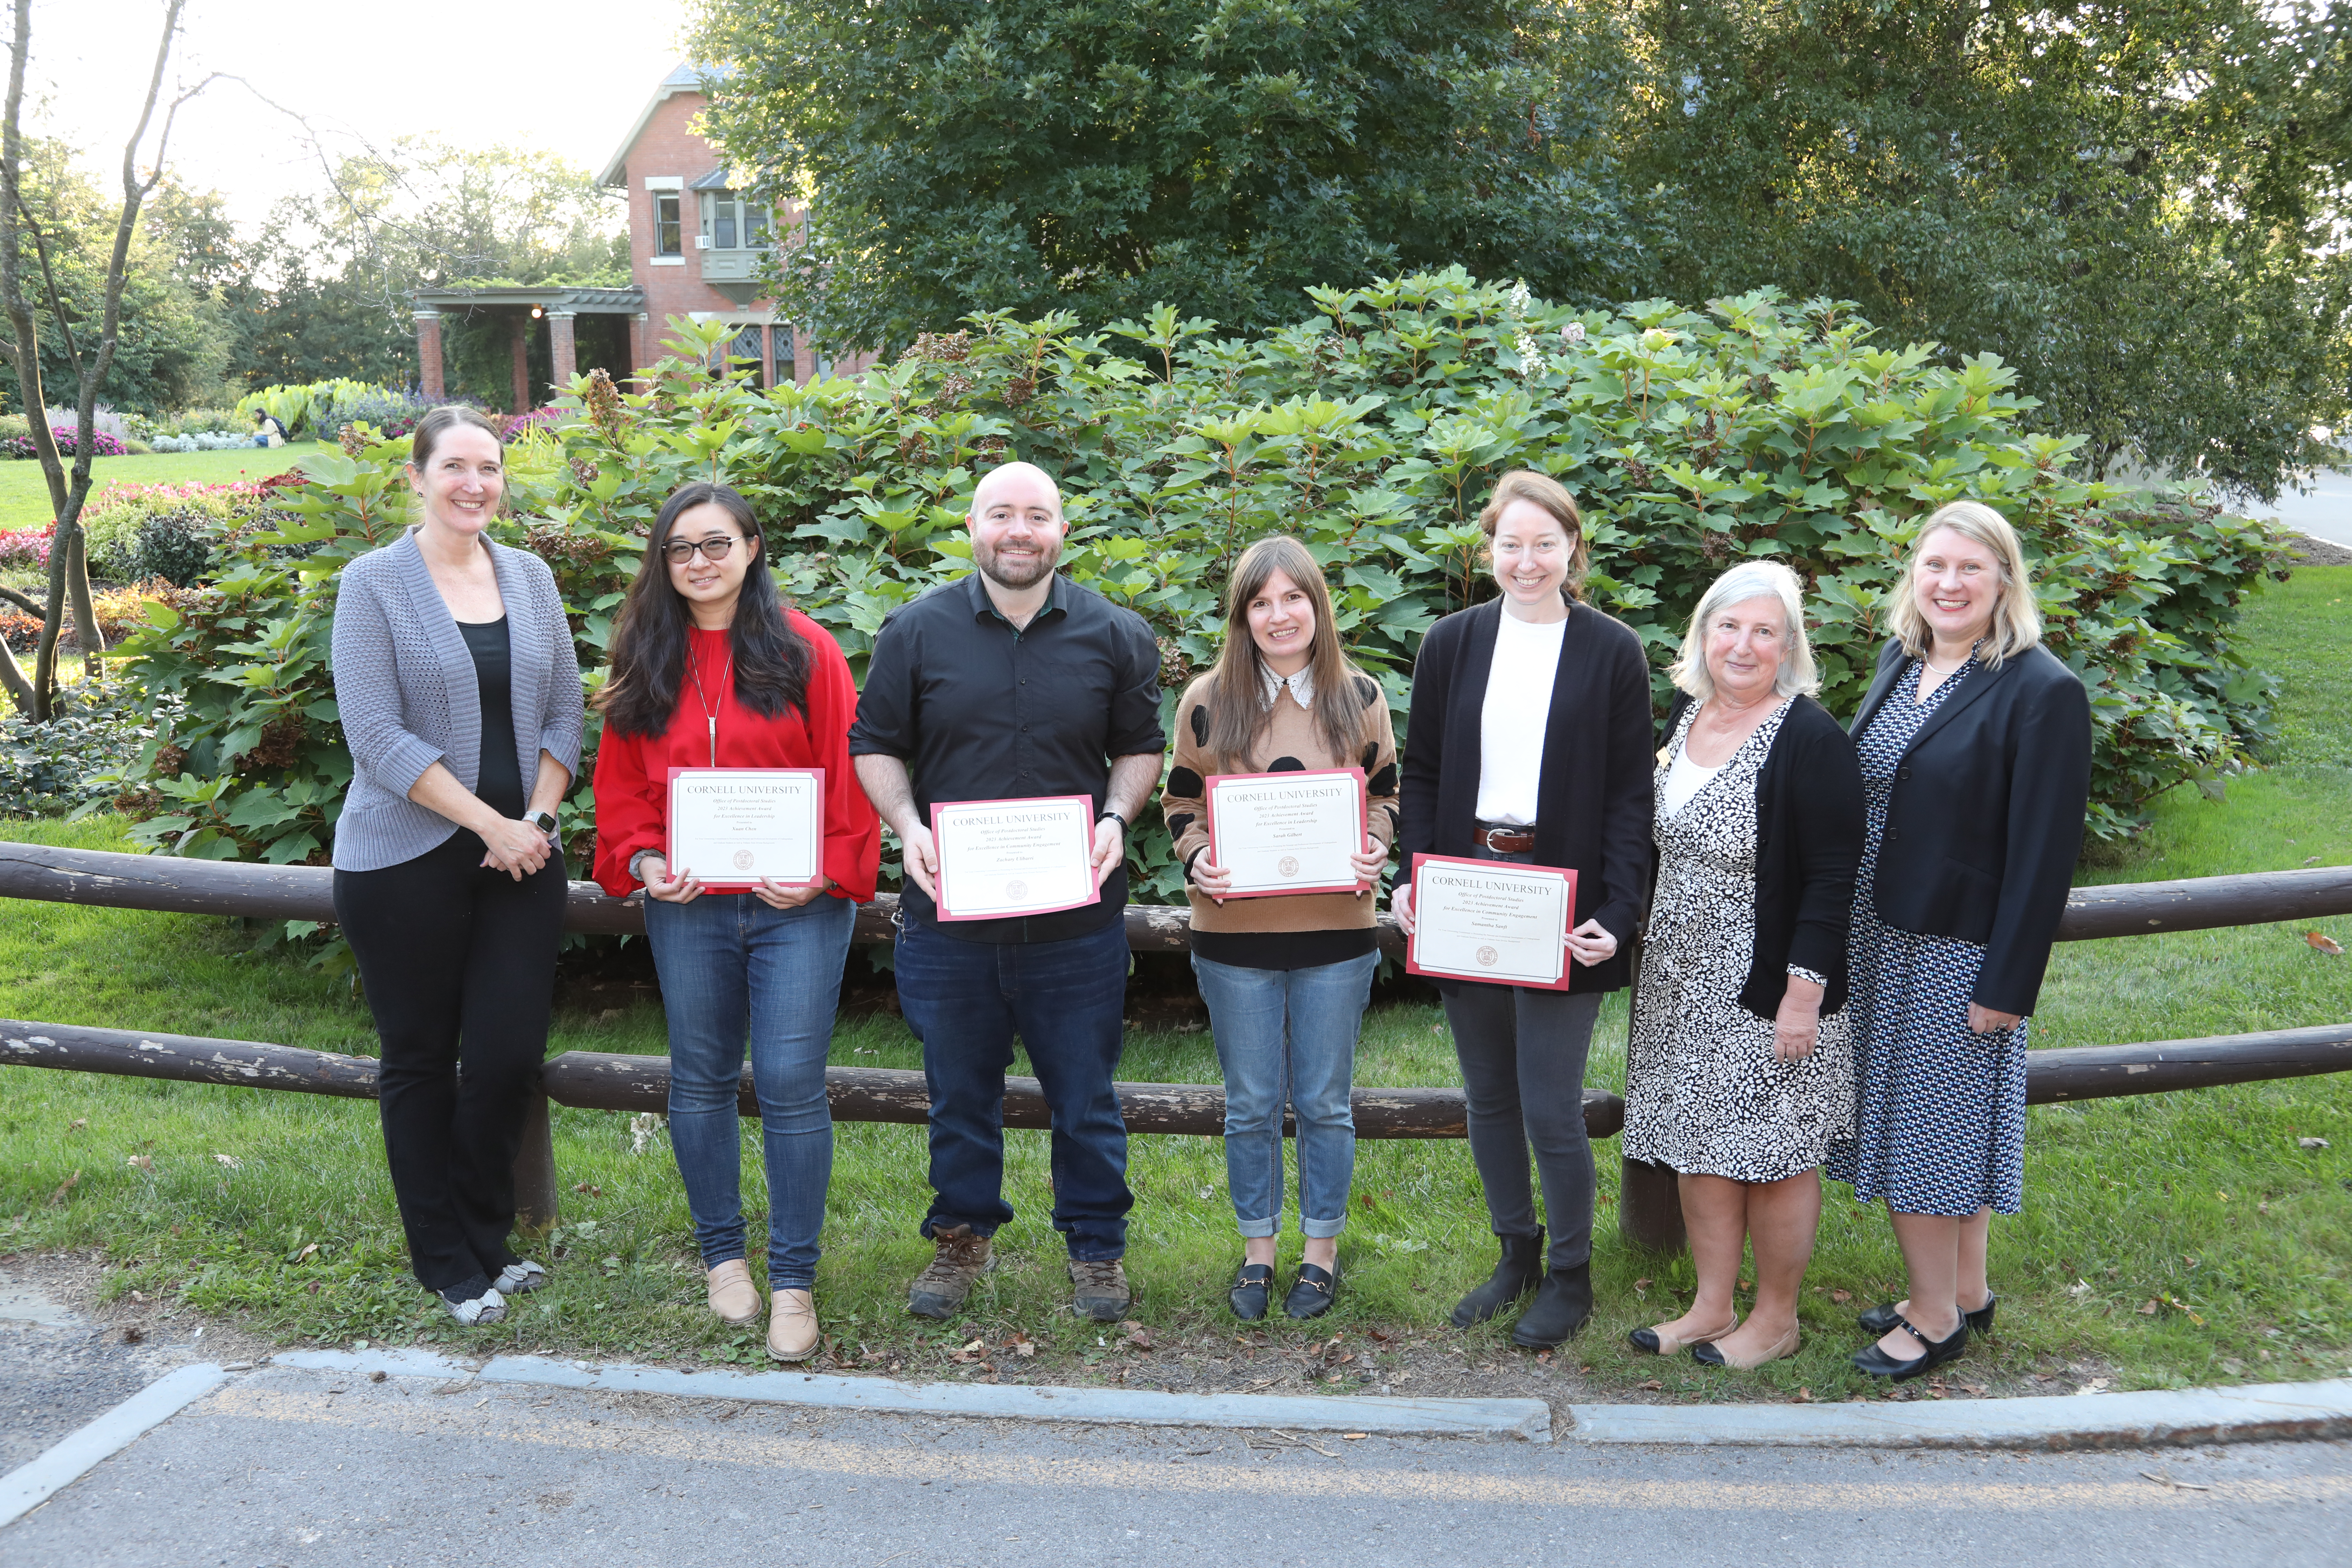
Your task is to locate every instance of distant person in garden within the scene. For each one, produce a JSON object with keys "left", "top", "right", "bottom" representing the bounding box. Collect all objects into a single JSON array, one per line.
[
  {"left": 1622, "top": 561, "right": 1864, "bottom": 1371},
  {"left": 1828, "top": 500, "right": 2092, "bottom": 1382},
  {"left": 328, "top": 405, "right": 584, "bottom": 1326},
  {"left": 1395, "top": 469, "right": 1654, "bottom": 1350},
  {"left": 1159, "top": 536, "right": 1398, "bottom": 1321},
  {"left": 251, "top": 408, "right": 288, "bottom": 447},
  {"left": 590, "top": 482, "right": 878, "bottom": 1362},
  {"left": 849, "top": 460, "right": 1166, "bottom": 1323}
]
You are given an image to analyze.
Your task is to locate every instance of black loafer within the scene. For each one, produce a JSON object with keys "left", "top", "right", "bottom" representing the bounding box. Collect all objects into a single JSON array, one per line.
[
  {"left": 1851, "top": 1314, "right": 1969, "bottom": 1381},
  {"left": 1858, "top": 1292, "right": 1996, "bottom": 1339},
  {"left": 1229, "top": 1262, "right": 1274, "bottom": 1321},
  {"left": 1283, "top": 1261, "right": 1340, "bottom": 1320}
]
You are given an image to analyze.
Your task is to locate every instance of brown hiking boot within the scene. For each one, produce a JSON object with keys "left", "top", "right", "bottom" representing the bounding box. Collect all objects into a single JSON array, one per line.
[
  {"left": 1068, "top": 1257, "right": 1130, "bottom": 1321},
  {"left": 907, "top": 1224, "right": 993, "bottom": 1319}
]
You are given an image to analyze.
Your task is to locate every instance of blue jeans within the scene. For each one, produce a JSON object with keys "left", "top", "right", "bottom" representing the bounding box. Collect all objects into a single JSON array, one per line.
[
  {"left": 892, "top": 912, "right": 1132, "bottom": 1260},
  {"left": 1192, "top": 950, "right": 1377, "bottom": 1239},
  {"left": 646, "top": 891, "right": 855, "bottom": 1290}
]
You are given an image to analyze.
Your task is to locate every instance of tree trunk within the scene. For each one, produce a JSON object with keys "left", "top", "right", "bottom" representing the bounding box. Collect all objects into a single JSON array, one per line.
[
  {"left": 64, "top": 520, "right": 100, "bottom": 677},
  {"left": 0, "top": 635, "right": 31, "bottom": 713}
]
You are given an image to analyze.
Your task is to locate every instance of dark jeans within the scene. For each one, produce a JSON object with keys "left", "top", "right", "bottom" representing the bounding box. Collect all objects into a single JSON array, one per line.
[
  {"left": 892, "top": 912, "right": 1132, "bottom": 1260},
  {"left": 1439, "top": 842, "right": 1606, "bottom": 1271},
  {"left": 646, "top": 890, "right": 854, "bottom": 1290},
  {"left": 333, "top": 829, "right": 566, "bottom": 1293}
]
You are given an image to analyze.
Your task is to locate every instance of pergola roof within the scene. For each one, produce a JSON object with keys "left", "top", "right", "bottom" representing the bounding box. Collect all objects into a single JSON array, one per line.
[{"left": 412, "top": 285, "right": 645, "bottom": 315}]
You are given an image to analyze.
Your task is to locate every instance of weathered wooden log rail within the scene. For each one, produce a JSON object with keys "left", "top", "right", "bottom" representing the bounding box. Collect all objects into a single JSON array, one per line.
[
  {"left": 7, "top": 841, "right": 2351, "bottom": 951},
  {"left": 5, "top": 841, "right": 2350, "bottom": 1248}
]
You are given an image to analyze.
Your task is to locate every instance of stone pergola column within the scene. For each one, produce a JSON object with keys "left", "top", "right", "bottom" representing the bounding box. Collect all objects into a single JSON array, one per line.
[
  {"left": 509, "top": 315, "right": 533, "bottom": 413},
  {"left": 414, "top": 312, "right": 445, "bottom": 401},
  {"left": 548, "top": 310, "right": 579, "bottom": 393}
]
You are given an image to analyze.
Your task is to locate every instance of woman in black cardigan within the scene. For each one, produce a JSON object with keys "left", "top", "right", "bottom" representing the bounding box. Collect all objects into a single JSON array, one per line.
[
  {"left": 1622, "top": 562, "right": 1864, "bottom": 1370},
  {"left": 1395, "top": 470, "right": 1655, "bottom": 1349},
  {"left": 1827, "top": 501, "right": 2092, "bottom": 1382}
]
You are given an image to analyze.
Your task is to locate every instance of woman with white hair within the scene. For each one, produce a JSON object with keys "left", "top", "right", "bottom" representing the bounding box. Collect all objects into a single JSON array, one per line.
[
  {"left": 1623, "top": 560, "right": 1865, "bottom": 1370},
  {"left": 1827, "top": 501, "right": 2091, "bottom": 1382}
]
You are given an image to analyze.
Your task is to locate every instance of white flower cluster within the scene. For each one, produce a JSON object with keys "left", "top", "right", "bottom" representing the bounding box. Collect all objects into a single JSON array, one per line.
[
  {"left": 150, "top": 431, "right": 249, "bottom": 453},
  {"left": 1506, "top": 281, "right": 1542, "bottom": 370}
]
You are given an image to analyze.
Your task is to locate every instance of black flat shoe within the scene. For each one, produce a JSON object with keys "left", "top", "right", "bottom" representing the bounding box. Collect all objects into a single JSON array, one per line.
[
  {"left": 1851, "top": 1314, "right": 1969, "bottom": 1381},
  {"left": 1858, "top": 1292, "right": 1996, "bottom": 1339},
  {"left": 1229, "top": 1262, "right": 1273, "bottom": 1321},
  {"left": 1284, "top": 1261, "right": 1340, "bottom": 1320}
]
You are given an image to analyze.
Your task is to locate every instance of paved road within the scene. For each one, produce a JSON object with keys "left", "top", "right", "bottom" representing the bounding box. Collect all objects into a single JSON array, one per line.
[
  {"left": 2241, "top": 467, "right": 2352, "bottom": 546},
  {"left": 7, "top": 1359, "right": 2350, "bottom": 1568}
]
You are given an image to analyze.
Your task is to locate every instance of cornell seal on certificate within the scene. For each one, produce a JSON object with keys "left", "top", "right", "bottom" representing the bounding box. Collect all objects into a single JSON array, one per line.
[
  {"left": 666, "top": 768, "right": 824, "bottom": 890},
  {"left": 1205, "top": 767, "right": 1367, "bottom": 898},
  {"left": 929, "top": 795, "right": 1100, "bottom": 922},
  {"left": 1403, "top": 852, "right": 1578, "bottom": 990}
]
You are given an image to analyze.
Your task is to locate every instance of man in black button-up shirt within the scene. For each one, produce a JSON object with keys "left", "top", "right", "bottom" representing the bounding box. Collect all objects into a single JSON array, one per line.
[{"left": 850, "top": 461, "right": 1165, "bottom": 1322}]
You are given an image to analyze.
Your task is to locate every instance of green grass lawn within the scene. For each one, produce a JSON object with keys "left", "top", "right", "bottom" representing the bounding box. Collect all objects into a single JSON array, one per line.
[
  {"left": 1, "top": 569, "right": 2347, "bottom": 1401},
  {"left": 0, "top": 443, "right": 336, "bottom": 531}
]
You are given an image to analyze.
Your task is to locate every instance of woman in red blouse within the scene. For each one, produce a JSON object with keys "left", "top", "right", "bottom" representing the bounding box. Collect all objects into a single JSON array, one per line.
[{"left": 593, "top": 482, "right": 877, "bottom": 1361}]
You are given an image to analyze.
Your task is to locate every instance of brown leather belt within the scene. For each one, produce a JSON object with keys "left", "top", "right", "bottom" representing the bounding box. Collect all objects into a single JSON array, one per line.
[{"left": 1472, "top": 823, "right": 1537, "bottom": 855}]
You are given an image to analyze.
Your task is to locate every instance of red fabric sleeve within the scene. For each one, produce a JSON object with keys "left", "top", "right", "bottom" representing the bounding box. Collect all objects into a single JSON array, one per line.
[
  {"left": 590, "top": 718, "right": 665, "bottom": 897},
  {"left": 796, "top": 612, "right": 881, "bottom": 902}
]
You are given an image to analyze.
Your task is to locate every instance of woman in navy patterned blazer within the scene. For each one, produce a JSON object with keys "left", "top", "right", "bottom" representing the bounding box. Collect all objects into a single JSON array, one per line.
[
  {"left": 1827, "top": 501, "right": 2091, "bottom": 1382},
  {"left": 330, "top": 406, "right": 584, "bottom": 1327}
]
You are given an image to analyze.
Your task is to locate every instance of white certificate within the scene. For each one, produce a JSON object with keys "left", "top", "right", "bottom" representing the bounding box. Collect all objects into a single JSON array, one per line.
[
  {"left": 930, "top": 794, "right": 1101, "bottom": 921},
  {"left": 666, "top": 768, "right": 824, "bottom": 890},
  {"left": 1205, "top": 768, "right": 1367, "bottom": 897},
  {"left": 1404, "top": 853, "right": 1578, "bottom": 990}
]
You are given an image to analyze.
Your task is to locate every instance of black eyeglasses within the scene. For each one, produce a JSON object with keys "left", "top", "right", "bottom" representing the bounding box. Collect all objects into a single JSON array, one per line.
[{"left": 663, "top": 535, "right": 748, "bottom": 565}]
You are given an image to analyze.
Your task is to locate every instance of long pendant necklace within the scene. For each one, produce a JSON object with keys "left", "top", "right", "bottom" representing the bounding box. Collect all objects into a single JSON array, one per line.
[{"left": 686, "top": 636, "right": 733, "bottom": 767}]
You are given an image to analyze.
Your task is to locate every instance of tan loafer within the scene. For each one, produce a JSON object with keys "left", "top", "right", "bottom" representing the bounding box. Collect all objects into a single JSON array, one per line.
[
  {"left": 767, "top": 1288, "right": 820, "bottom": 1362},
  {"left": 1692, "top": 1323, "right": 1801, "bottom": 1370},
  {"left": 706, "top": 1259, "right": 761, "bottom": 1326},
  {"left": 1627, "top": 1313, "right": 1738, "bottom": 1356}
]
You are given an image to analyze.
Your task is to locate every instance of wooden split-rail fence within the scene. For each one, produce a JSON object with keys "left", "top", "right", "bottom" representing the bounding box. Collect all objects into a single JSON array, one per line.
[{"left": 4, "top": 841, "right": 2348, "bottom": 1253}]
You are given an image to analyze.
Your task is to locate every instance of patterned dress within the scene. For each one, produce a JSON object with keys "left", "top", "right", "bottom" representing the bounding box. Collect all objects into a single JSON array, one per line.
[
  {"left": 1824, "top": 656, "right": 2031, "bottom": 1216},
  {"left": 1623, "top": 700, "right": 1855, "bottom": 1183}
]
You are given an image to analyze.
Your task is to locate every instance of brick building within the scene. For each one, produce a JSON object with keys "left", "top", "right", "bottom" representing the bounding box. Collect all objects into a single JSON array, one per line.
[{"left": 413, "top": 63, "right": 869, "bottom": 404}]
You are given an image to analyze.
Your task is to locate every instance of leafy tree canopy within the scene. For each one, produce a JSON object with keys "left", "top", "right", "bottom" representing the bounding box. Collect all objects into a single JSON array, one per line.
[{"left": 692, "top": 0, "right": 1643, "bottom": 352}]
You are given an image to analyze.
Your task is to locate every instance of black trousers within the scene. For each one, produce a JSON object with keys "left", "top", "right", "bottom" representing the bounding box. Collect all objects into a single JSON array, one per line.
[{"left": 333, "top": 830, "right": 566, "bottom": 1293}]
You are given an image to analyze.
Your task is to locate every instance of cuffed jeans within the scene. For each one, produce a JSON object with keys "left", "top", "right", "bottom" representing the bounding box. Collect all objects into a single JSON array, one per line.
[
  {"left": 646, "top": 890, "right": 855, "bottom": 1291},
  {"left": 893, "top": 912, "right": 1132, "bottom": 1260},
  {"left": 1192, "top": 950, "right": 1377, "bottom": 1239},
  {"left": 1439, "top": 843, "right": 1607, "bottom": 1271}
]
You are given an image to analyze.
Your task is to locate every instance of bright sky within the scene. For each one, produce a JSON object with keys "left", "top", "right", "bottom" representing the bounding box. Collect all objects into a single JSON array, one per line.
[{"left": 30, "top": 0, "right": 692, "bottom": 220}]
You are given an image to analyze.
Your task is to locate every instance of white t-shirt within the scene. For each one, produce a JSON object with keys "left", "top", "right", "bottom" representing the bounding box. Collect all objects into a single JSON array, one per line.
[
  {"left": 1475, "top": 609, "right": 1568, "bottom": 825},
  {"left": 1659, "top": 746, "right": 1721, "bottom": 817}
]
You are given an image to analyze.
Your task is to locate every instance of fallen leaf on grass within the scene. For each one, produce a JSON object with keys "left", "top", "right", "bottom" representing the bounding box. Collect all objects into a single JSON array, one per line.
[
  {"left": 2138, "top": 1299, "right": 2160, "bottom": 1315},
  {"left": 1829, "top": 1288, "right": 1851, "bottom": 1304},
  {"left": 1636, "top": 1379, "right": 1664, "bottom": 1391},
  {"left": 68, "top": 1118, "right": 85, "bottom": 1132},
  {"left": 1632, "top": 1277, "right": 1652, "bottom": 1292},
  {"left": 47, "top": 1169, "right": 78, "bottom": 1205},
  {"left": 1015, "top": 1341, "right": 1035, "bottom": 1358},
  {"left": 1792, "top": 1387, "right": 1815, "bottom": 1404},
  {"left": 121, "top": 1326, "right": 142, "bottom": 1344},
  {"left": 125, "top": 1155, "right": 152, "bottom": 1171},
  {"left": 212, "top": 1153, "right": 241, "bottom": 1169},
  {"left": 570, "top": 1183, "right": 601, "bottom": 1196},
  {"left": 2300, "top": 1137, "right": 2331, "bottom": 1150},
  {"left": 2305, "top": 931, "right": 2344, "bottom": 956},
  {"left": 292, "top": 1242, "right": 318, "bottom": 1264}
]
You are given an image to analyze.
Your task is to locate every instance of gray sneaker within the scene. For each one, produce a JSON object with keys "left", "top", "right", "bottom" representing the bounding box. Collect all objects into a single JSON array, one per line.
[
  {"left": 1068, "top": 1258, "right": 1130, "bottom": 1321},
  {"left": 908, "top": 1225, "right": 993, "bottom": 1319}
]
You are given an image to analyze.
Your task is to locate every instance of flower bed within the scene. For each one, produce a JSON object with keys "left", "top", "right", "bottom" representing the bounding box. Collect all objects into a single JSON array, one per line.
[
  {"left": 150, "top": 432, "right": 253, "bottom": 453},
  {"left": 0, "top": 428, "right": 131, "bottom": 459}
]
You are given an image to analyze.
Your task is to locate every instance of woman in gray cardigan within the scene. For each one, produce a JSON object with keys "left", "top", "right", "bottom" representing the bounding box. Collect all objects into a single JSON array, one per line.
[{"left": 330, "top": 406, "right": 584, "bottom": 1325}]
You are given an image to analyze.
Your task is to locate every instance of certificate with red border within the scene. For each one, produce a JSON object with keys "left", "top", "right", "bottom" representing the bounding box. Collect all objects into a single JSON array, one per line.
[
  {"left": 929, "top": 795, "right": 1101, "bottom": 922},
  {"left": 1204, "top": 766, "right": 1368, "bottom": 899},
  {"left": 1402, "top": 852, "right": 1578, "bottom": 990},
  {"left": 666, "top": 768, "right": 825, "bottom": 891}
]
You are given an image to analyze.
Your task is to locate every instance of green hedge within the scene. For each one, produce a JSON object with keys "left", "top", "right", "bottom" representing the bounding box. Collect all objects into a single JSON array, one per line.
[{"left": 97, "top": 274, "right": 2290, "bottom": 905}]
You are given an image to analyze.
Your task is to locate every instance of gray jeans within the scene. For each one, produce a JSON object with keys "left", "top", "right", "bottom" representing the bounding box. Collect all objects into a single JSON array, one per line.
[{"left": 1440, "top": 842, "right": 1606, "bottom": 1270}]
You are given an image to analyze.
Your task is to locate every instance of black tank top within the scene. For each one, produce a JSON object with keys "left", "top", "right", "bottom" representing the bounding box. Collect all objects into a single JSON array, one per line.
[{"left": 457, "top": 617, "right": 526, "bottom": 821}]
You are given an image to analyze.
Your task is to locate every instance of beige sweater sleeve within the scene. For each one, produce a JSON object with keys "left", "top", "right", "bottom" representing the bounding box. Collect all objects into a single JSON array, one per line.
[{"left": 1159, "top": 673, "right": 1217, "bottom": 874}]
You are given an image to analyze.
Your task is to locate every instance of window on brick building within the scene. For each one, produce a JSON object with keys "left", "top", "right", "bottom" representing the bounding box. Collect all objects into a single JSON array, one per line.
[
  {"left": 699, "top": 190, "right": 772, "bottom": 251},
  {"left": 653, "top": 192, "right": 682, "bottom": 257}
]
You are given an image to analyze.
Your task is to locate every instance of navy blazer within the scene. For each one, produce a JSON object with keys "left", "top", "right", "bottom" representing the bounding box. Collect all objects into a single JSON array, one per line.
[
  {"left": 1848, "top": 638, "right": 2092, "bottom": 1017},
  {"left": 1398, "top": 596, "right": 1655, "bottom": 994}
]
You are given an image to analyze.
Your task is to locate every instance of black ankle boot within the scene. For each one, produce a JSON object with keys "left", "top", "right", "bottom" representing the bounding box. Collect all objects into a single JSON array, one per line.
[
  {"left": 1449, "top": 1229, "right": 1546, "bottom": 1328},
  {"left": 1509, "top": 1261, "right": 1593, "bottom": 1349}
]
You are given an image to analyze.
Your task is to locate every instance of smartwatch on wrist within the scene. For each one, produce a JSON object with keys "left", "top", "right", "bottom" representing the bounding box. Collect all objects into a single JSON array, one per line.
[
  {"left": 528, "top": 810, "right": 559, "bottom": 836},
  {"left": 1098, "top": 809, "right": 1128, "bottom": 834}
]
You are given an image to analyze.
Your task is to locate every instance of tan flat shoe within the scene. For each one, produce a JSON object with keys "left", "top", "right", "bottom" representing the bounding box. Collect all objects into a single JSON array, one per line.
[
  {"left": 706, "top": 1259, "right": 761, "bottom": 1326},
  {"left": 1692, "top": 1323, "right": 1801, "bottom": 1370},
  {"left": 1628, "top": 1314, "right": 1737, "bottom": 1356},
  {"left": 767, "top": 1288, "right": 820, "bottom": 1362}
]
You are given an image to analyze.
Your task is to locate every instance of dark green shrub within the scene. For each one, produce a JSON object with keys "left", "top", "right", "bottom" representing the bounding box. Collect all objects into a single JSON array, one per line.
[{"left": 130, "top": 510, "right": 219, "bottom": 588}]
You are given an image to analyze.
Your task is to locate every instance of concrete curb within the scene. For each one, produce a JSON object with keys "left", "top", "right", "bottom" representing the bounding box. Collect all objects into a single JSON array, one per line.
[
  {"left": 265, "top": 1351, "right": 2352, "bottom": 1454},
  {"left": 1561, "top": 1376, "right": 2352, "bottom": 1450},
  {"left": 272, "top": 1349, "right": 1555, "bottom": 1441},
  {"left": 0, "top": 1363, "right": 226, "bottom": 1528}
]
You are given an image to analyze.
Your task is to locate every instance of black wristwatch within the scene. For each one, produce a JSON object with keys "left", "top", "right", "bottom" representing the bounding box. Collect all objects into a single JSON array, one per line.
[
  {"left": 1098, "top": 809, "right": 1128, "bottom": 834},
  {"left": 528, "top": 810, "right": 559, "bottom": 836}
]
